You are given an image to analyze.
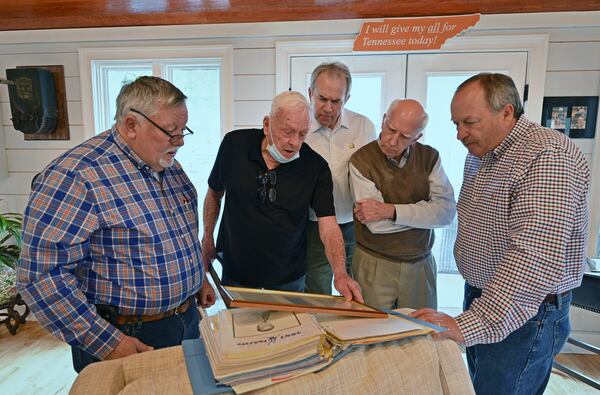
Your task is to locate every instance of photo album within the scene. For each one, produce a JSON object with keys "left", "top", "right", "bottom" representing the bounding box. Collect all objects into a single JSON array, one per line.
[{"left": 185, "top": 284, "right": 442, "bottom": 394}]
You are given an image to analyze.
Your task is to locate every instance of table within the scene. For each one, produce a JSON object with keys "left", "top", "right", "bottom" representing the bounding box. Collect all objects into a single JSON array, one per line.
[{"left": 70, "top": 334, "right": 474, "bottom": 394}]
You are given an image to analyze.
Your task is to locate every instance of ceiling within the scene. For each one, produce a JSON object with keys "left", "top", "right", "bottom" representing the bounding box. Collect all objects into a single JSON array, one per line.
[{"left": 1, "top": 0, "right": 599, "bottom": 31}]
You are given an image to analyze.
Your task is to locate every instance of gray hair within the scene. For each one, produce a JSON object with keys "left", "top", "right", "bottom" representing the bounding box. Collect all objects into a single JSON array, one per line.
[
  {"left": 309, "top": 61, "right": 352, "bottom": 101},
  {"left": 270, "top": 91, "right": 310, "bottom": 119},
  {"left": 455, "top": 73, "right": 524, "bottom": 119},
  {"left": 115, "top": 76, "right": 187, "bottom": 123}
]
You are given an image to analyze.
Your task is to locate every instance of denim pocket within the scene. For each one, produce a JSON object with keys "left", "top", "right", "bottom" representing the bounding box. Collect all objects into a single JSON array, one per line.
[{"left": 552, "top": 310, "right": 570, "bottom": 357}]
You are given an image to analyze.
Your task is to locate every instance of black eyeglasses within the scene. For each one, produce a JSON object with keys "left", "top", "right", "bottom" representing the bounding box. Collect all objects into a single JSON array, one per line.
[
  {"left": 130, "top": 108, "right": 194, "bottom": 144},
  {"left": 257, "top": 170, "right": 277, "bottom": 203}
]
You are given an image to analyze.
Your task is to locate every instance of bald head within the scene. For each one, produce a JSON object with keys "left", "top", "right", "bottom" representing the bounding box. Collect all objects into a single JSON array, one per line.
[
  {"left": 386, "top": 99, "right": 428, "bottom": 133},
  {"left": 378, "top": 99, "right": 428, "bottom": 160}
]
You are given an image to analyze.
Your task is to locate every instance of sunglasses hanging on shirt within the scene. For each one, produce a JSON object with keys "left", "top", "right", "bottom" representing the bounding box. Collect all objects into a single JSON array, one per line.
[{"left": 257, "top": 170, "right": 277, "bottom": 203}]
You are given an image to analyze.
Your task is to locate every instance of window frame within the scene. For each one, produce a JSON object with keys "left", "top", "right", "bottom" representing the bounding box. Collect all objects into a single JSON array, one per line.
[{"left": 78, "top": 45, "right": 233, "bottom": 140}]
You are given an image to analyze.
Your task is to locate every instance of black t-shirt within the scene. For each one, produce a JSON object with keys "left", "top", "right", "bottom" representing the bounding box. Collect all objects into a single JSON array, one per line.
[{"left": 208, "top": 129, "right": 335, "bottom": 287}]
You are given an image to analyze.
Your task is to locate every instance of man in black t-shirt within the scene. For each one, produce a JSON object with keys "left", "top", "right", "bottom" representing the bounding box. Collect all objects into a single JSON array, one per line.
[{"left": 201, "top": 91, "right": 363, "bottom": 301}]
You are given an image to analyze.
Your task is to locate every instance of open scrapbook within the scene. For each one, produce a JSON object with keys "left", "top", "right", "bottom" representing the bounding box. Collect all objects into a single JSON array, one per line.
[{"left": 185, "top": 305, "right": 441, "bottom": 394}]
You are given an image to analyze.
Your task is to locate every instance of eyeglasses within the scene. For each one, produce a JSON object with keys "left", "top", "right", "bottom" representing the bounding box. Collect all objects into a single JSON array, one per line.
[
  {"left": 257, "top": 170, "right": 277, "bottom": 203},
  {"left": 130, "top": 108, "right": 194, "bottom": 144}
]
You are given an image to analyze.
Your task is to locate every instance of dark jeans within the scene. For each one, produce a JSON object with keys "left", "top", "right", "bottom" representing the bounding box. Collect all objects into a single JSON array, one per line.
[
  {"left": 221, "top": 274, "right": 306, "bottom": 292},
  {"left": 464, "top": 282, "right": 571, "bottom": 395},
  {"left": 304, "top": 220, "right": 355, "bottom": 294},
  {"left": 72, "top": 300, "right": 200, "bottom": 373}
]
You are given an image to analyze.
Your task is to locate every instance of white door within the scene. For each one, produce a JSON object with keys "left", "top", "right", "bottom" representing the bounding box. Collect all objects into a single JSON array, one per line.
[
  {"left": 288, "top": 51, "right": 529, "bottom": 307},
  {"left": 405, "top": 52, "right": 528, "bottom": 314},
  {"left": 290, "top": 54, "right": 407, "bottom": 127}
]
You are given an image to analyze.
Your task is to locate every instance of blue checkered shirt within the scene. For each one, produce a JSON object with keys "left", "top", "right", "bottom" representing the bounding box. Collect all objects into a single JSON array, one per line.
[
  {"left": 17, "top": 127, "right": 204, "bottom": 358},
  {"left": 454, "top": 116, "right": 590, "bottom": 346}
]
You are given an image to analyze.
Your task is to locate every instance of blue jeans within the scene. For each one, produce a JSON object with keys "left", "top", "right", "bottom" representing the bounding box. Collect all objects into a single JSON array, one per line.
[
  {"left": 72, "top": 299, "right": 200, "bottom": 373},
  {"left": 464, "top": 283, "right": 571, "bottom": 395},
  {"left": 221, "top": 274, "right": 306, "bottom": 292}
]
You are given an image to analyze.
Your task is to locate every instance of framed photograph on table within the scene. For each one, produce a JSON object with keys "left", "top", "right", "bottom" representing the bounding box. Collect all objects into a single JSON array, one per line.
[
  {"left": 541, "top": 96, "right": 598, "bottom": 139},
  {"left": 220, "top": 286, "right": 388, "bottom": 318}
]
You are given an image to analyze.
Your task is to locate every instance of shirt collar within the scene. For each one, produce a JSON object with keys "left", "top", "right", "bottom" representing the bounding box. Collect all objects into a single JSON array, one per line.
[
  {"left": 489, "top": 115, "right": 529, "bottom": 161},
  {"left": 248, "top": 129, "right": 266, "bottom": 163},
  {"left": 378, "top": 138, "right": 411, "bottom": 168}
]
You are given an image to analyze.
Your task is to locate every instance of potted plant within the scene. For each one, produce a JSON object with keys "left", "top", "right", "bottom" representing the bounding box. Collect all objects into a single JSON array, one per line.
[
  {"left": 0, "top": 212, "right": 22, "bottom": 270},
  {"left": 0, "top": 212, "right": 29, "bottom": 334}
]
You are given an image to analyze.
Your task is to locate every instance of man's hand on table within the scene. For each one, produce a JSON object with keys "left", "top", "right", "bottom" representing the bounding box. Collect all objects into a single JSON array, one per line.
[
  {"left": 411, "top": 308, "right": 465, "bottom": 344},
  {"left": 197, "top": 280, "right": 216, "bottom": 308},
  {"left": 105, "top": 335, "right": 153, "bottom": 360}
]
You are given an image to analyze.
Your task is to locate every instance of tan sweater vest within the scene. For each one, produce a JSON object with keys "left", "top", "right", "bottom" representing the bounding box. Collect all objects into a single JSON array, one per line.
[{"left": 350, "top": 141, "right": 439, "bottom": 261}]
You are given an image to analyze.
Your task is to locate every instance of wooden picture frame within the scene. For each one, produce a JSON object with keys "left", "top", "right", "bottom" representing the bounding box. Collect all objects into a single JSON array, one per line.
[
  {"left": 207, "top": 253, "right": 386, "bottom": 318},
  {"left": 541, "top": 96, "right": 598, "bottom": 139},
  {"left": 220, "top": 286, "right": 388, "bottom": 318}
]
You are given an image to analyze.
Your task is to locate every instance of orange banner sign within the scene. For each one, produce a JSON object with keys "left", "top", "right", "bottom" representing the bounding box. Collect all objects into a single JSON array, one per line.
[{"left": 353, "top": 14, "right": 480, "bottom": 52}]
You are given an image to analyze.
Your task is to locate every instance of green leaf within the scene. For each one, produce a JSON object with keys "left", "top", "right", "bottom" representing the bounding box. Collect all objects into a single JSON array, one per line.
[{"left": 0, "top": 212, "right": 23, "bottom": 270}]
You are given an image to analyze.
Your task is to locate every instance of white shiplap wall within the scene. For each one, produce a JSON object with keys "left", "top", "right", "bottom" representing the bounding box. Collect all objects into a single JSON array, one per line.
[
  {"left": 0, "top": 13, "right": 598, "bottom": 213},
  {"left": 0, "top": 13, "right": 600, "bottom": 211}
]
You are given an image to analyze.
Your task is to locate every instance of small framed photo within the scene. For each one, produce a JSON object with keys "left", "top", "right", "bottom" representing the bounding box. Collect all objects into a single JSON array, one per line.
[{"left": 541, "top": 96, "right": 598, "bottom": 139}]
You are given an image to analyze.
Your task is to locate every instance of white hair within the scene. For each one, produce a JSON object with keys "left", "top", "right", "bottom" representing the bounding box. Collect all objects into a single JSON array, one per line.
[{"left": 270, "top": 91, "right": 310, "bottom": 119}]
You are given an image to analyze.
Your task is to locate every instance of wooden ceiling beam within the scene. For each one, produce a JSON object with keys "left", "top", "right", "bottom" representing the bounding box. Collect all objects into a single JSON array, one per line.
[{"left": 1, "top": 0, "right": 599, "bottom": 31}]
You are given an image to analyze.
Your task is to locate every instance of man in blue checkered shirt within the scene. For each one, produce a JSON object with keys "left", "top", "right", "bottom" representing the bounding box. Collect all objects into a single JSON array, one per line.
[{"left": 17, "top": 76, "right": 215, "bottom": 372}]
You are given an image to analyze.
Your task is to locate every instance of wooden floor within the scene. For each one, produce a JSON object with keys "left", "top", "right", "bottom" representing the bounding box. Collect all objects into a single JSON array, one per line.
[
  {"left": 1, "top": 318, "right": 599, "bottom": 394},
  {"left": 0, "top": 321, "right": 76, "bottom": 394}
]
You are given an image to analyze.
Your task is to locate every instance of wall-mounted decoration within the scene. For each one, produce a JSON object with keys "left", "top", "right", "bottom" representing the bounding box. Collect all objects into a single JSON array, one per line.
[
  {"left": 6, "top": 68, "right": 57, "bottom": 134},
  {"left": 541, "top": 96, "right": 598, "bottom": 139},
  {"left": 3, "top": 65, "right": 70, "bottom": 141}
]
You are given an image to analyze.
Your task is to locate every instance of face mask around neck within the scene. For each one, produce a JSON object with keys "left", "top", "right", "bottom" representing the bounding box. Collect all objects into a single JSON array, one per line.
[{"left": 267, "top": 129, "right": 300, "bottom": 164}]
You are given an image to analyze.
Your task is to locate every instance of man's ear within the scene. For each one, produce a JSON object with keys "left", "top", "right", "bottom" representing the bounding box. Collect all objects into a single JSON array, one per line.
[
  {"left": 345, "top": 93, "right": 351, "bottom": 104},
  {"left": 262, "top": 116, "right": 270, "bottom": 135},
  {"left": 502, "top": 103, "right": 515, "bottom": 119},
  {"left": 123, "top": 113, "right": 139, "bottom": 139},
  {"left": 501, "top": 103, "right": 516, "bottom": 127},
  {"left": 308, "top": 86, "right": 313, "bottom": 100},
  {"left": 381, "top": 113, "right": 387, "bottom": 130}
]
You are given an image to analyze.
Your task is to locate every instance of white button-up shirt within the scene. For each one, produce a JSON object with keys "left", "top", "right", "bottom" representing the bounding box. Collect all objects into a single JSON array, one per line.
[{"left": 305, "top": 108, "right": 376, "bottom": 223}]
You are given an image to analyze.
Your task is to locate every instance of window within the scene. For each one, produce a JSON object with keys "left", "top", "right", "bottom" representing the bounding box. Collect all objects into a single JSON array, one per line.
[{"left": 79, "top": 46, "right": 233, "bottom": 218}]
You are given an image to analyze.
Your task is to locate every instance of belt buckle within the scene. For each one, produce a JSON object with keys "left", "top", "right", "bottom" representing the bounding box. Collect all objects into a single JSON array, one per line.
[{"left": 175, "top": 297, "right": 190, "bottom": 315}]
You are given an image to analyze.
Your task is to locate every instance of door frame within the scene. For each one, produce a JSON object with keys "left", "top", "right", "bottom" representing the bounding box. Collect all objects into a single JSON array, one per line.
[{"left": 275, "top": 34, "right": 548, "bottom": 122}]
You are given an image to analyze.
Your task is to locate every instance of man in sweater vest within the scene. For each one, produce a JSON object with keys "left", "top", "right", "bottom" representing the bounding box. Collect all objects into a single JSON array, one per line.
[{"left": 349, "top": 99, "right": 456, "bottom": 310}]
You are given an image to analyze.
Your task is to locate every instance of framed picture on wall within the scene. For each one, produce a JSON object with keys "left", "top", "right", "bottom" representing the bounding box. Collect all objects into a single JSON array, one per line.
[{"left": 541, "top": 96, "right": 598, "bottom": 139}]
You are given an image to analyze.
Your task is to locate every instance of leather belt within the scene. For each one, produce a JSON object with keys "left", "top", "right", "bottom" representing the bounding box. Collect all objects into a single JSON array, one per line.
[
  {"left": 468, "top": 284, "right": 569, "bottom": 305},
  {"left": 110, "top": 297, "right": 194, "bottom": 325},
  {"left": 542, "top": 291, "right": 570, "bottom": 304}
]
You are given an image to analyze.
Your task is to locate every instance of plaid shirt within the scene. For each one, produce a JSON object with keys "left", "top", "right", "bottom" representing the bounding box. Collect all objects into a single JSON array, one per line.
[
  {"left": 454, "top": 116, "right": 590, "bottom": 346},
  {"left": 17, "top": 128, "right": 204, "bottom": 359}
]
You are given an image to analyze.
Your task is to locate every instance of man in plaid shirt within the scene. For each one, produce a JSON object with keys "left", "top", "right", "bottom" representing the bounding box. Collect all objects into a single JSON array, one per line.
[
  {"left": 413, "top": 73, "right": 590, "bottom": 394},
  {"left": 17, "top": 76, "right": 215, "bottom": 372}
]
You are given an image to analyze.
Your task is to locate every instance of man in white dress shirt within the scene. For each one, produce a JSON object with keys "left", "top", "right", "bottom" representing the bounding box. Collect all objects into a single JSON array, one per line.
[
  {"left": 304, "top": 62, "right": 377, "bottom": 295},
  {"left": 349, "top": 99, "right": 456, "bottom": 309}
]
